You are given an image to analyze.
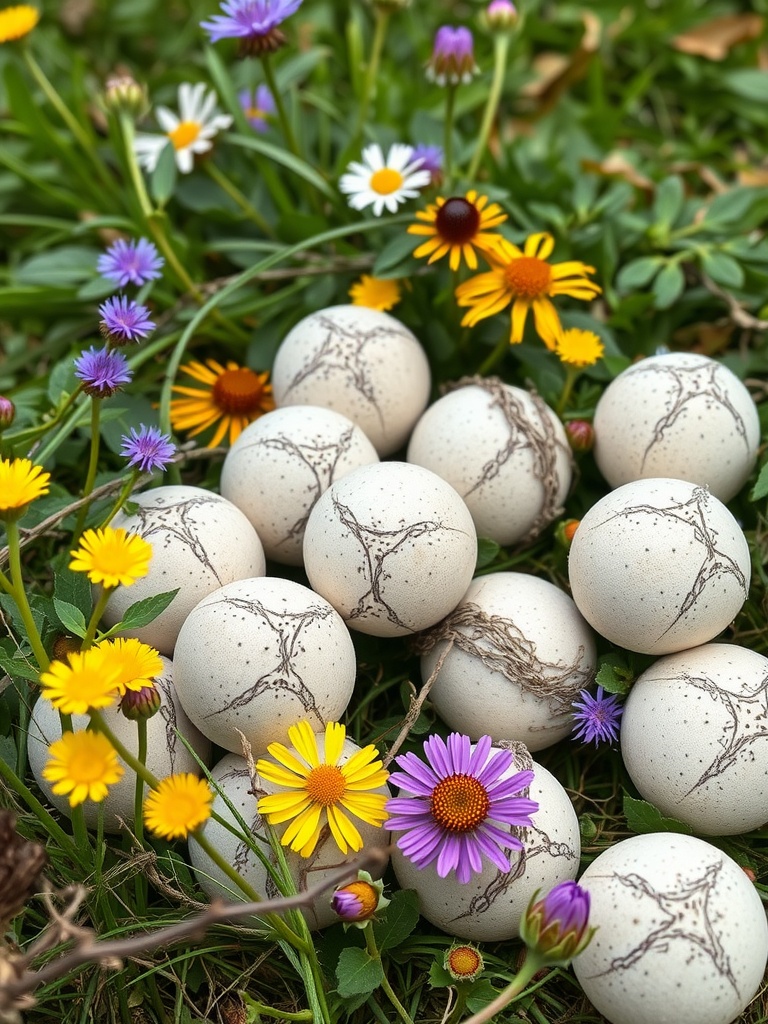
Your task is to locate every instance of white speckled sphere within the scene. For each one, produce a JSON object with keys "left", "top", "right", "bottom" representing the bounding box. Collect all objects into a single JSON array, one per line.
[
  {"left": 423, "top": 573, "right": 596, "bottom": 751},
  {"left": 102, "top": 485, "right": 266, "bottom": 656},
  {"left": 391, "top": 752, "right": 580, "bottom": 940},
  {"left": 188, "top": 747, "right": 390, "bottom": 930},
  {"left": 271, "top": 305, "right": 431, "bottom": 456},
  {"left": 573, "top": 833, "right": 768, "bottom": 1024},
  {"left": 303, "top": 462, "right": 477, "bottom": 637},
  {"left": 27, "top": 658, "right": 211, "bottom": 832},
  {"left": 407, "top": 380, "right": 572, "bottom": 546},
  {"left": 173, "top": 576, "right": 356, "bottom": 754},
  {"left": 568, "top": 478, "right": 750, "bottom": 655},
  {"left": 621, "top": 643, "right": 768, "bottom": 836},
  {"left": 220, "top": 405, "right": 379, "bottom": 566},
  {"left": 594, "top": 353, "right": 760, "bottom": 502}
]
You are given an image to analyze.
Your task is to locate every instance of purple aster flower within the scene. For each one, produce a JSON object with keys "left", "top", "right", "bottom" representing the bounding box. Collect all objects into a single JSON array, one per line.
[
  {"left": 201, "top": 0, "right": 304, "bottom": 55},
  {"left": 98, "top": 296, "right": 155, "bottom": 345},
  {"left": 238, "top": 84, "right": 276, "bottom": 132},
  {"left": 120, "top": 425, "right": 176, "bottom": 473},
  {"left": 426, "top": 26, "right": 478, "bottom": 86},
  {"left": 386, "top": 733, "right": 539, "bottom": 884},
  {"left": 97, "top": 238, "right": 165, "bottom": 288},
  {"left": 520, "top": 880, "right": 594, "bottom": 964},
  {"left": 74, "top": 346, "right": 133, "bottom": 398},
  {"left": 571, "top": 686, "right": 623, "bottom": 746},
  {"left": 411, "top": 143, "right": 443, "bottom": 184}
]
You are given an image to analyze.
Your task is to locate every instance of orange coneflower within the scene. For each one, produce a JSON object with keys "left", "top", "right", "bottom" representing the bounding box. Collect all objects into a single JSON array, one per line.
[{"left": 170, "top": 358, "right": 275, "bottom": 447}]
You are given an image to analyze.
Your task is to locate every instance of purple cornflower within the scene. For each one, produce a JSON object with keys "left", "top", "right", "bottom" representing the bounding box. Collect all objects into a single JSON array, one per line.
[
  {"left": 386, "top": 733, "right": 539, "bottom": 884},
  {"left": 120, "top": 425, "right": 176, "bottom": 473},
  {"left": 238, "top": 84, "right": 276, "bottom": 132},
  {"left": 520, "top": 880, "right": 594, "bottom": 964},
  {"left": 426, "top": 26, "right": 478, "bottom": 86},
  {"left": 98, "top": 296, "right": 155, "bottom": 345},
  {"left": 97, "top": 238, "right": 165, "bottom": 288},
  {"left": 74, "top": 346, "right": 133, "bottom": 398},
  {"left": 571, "top": 686, "right": 623, "bottom": 746},
  {"left": 201, "top": 0, "right": 304, "bottom": 54},
  {"left": 411, "top": 143, "right": 443, "bottom": 183}
]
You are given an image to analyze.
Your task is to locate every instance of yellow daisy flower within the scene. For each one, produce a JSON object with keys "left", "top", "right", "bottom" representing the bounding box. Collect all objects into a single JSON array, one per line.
[
  {"left": 69, "top": 527, "right": 152, "bottom": 589},
  {"left": 349, "top": 275, "right": 402, "bottom": 312},
  {"left": 39, "top": 648, "right": 122, "bottom": 715},
  {"left": 256, "top": 721, "right": 389, "bottom": 858},
  {"left": 42, "top": 730, "right": 124, "bottom": 807},
  {"left": 0, "top": 4, "right": 39, "bottom": 44},
  {"left": 455, "top": 233, "right": 602, "bottom": 350},
  {"left": 143, "top": 774, "right": 214, "bottom": 839},
  {"left": 94, "top": 638, "right": 163, "bottom": 695},
  {"left": 0, "top": 457, "right": 50, "bottom": 521},
  {"left": 408, "top": 190, "right": 507, "bottom": 271},
  {"left": 556, "top": 328, "right": 605, "bottom": 368},
  {"left": 170, "top": 359, "right": 275, "bottom": 448}
]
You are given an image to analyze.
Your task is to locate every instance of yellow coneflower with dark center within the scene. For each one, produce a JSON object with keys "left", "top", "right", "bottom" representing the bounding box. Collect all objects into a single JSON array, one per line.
[
  {"left": 455, "top": 232, "right": 601, "bottom": 349},
  {"left": 170, "top": 359, "right": 275, "bottom": 447},
  {"left": 408, "top": 190, "right": 507, "bottom": 271},
  {"left": 0, "top": 4, "right": 39, "bottom": 44}
]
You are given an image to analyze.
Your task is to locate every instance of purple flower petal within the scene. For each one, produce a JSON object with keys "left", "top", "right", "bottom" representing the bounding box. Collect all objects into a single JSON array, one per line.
[
  {"left": 423, "top": 733, "right": 451, "bottom": 778},
  {"left": 447, "top": 732, "right": 471, "bottom": 775},
  {"left": 476, "top": 747, "right": 514, "bottom": 786},
  {"left": 467, "top": 734, "right": 492, "bottom": 774}
]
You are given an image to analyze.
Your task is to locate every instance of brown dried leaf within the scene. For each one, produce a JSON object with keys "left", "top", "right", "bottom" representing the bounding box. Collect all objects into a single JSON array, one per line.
[
  {"left": 520, "top": 12, "right": 602, "bottom": 115},
  {"left": 738, "top": 167, "right": 768, "bottom": 186},
  {"left": 581, "top": 153, "right": 654, "bottom": 195},
  {"left": 672, "top": 14, "right": 763, "bottom": 62}
]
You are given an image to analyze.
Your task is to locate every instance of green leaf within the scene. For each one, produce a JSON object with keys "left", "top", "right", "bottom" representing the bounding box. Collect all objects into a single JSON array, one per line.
[
  {"left": 15, "top": 246, "right": 100, "bottom": 287},
  {"left": 115, "top": 590, "right": 180, "bottom": 632},
  {"left": 615, "top": 257, "right": 660, "bottom": 293},
  {"left": 53, "top": 599, "right": 88, "bottom": 639},
  {"left": 652, "top": 176, "right": 684, "bottom": 229},
  {"left": 371, "top": 232, "right": 420, "bottom": 279},
  {"left": 595, "top": 653, "right": 634, "bottom": 696},
  {"left": 0, "top": 640, "right": 39, "bottom": 683},
  {"left": 751, "top": 462, "right": 768, "bottom": 502},
  {"left": 706, "top": 188, "right": 768, "bottom": 227},
  {"left": 724, "top": 69, "right": 768, "bottom": 103},
  {"left": 476, "top": 537, "right": 500, "bottom": 569},
  {"left": 466, "top": 980, "right": 502, "bottom": 1014},
  {"left": 228, "top": 134, "right": 336, "bottom": 201},
  {"left": 700, "top": 251, "right": 744, "bottom": 290},
  {"left": 335, "top": 947, "right": 384, "bottom": 998},
  {"left": 151, "top": 143, "right": 178, "bottom": 207},
  {"left": 623, "top": 795, "right": 692, "bottom": 835},
  {"left": 373, "top": 889, "right": 420, "bottom": 951},
  {"left": 428, "top": 960, "right": 454, "bottom": 989},
  {"left": 652, "top": 262, "right": 685, "bottom": 309}
]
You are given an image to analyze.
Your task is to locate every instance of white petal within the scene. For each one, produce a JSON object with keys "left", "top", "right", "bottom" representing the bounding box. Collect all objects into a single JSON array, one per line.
[
  {"left": 385, "top": 143, "right": 415, "bottom": 171},
  {"left": 339, "top": 172, "right": 369, "bottom": 195},
  {"left": 348, "top": 190, "right": 375, "bottom": 209},
  {"left": 371, "top": 196, "right": 387, "bottom": 216},
  {"left": 402, "top": 169, "right": 432, "bottom": 191},
  {"left": 361, "top": 143, "right": 384, "bottom": 171},
  {"left": 155, "top": 107, "right": 179, "bottom": 133},
  {"left": 190, "top": 138, "right": 214, "bottom": 155},
  {"left": 176, "top": 83, "right": 194, "bottom": 120},
  {"left": 197, "top": 89, "right": 218, "bottom": 124},
  {"left": 383, "top": 192, "right": 403, "bottom": 212},
  {"left": 209, "top": 114, "right": 233, "bottom": 132},
  {"left": 175, "top": 147, "right": 195, "bottom": 174}
]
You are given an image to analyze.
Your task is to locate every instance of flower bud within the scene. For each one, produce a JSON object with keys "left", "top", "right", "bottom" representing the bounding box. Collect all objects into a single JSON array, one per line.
[
  {"left": 565, "top": 419, "right": 595, "bottom": 454},
  {"left": 484, "top": 0, "right": 518, "bottom": 31},
  {"left": 426, "top": 26, "right": 479, "bottom": 86},
  {"left": 104, "top": 74, "right": 149, "bottom": 118},
  {"left": 120, "top": 682, "right": 161, "bottom": 721},
  {"left": 520, "top": 881, "right": 595, "bottom": 965},
  {"left": 0, "top": 397, "right": 15, "bottom": 430},
  {"left": 444, "top": 943, "right": 484, "bottom": 982},
  {"left": 555, "top": 518, "right": 580, "bottom": 549},
  {"left": 331, "top": 871, "right": 389, "bottom": 928},
  {"left": 51, "top": 635, "right": 82, "bottom": 663}
]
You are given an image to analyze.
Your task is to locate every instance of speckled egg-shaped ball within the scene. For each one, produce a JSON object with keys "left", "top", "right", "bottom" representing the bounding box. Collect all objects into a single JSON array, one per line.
[
  {"left": 407, "top": 380, "right": 572, "bottom": 546},
  {"left": 391, "top": 751, "right": 580, "bottom": 940},
  {"left": 173, "top": 576, "right": 356, "bottom": 753},
  {"left": 271, "top": 305, "right": 431, "bottom": 456},
  {"left": 102, "top": 485, "right": 266, "bottom": 656},
  {"left": 220, "top": 405, "right": 379, "bottom": 566},
  {"left": 189, "top": 746, "right": 390, "bottom": 929},
  {"left": 27, "top": 657, "right": 211, "bottom": 832},
  {"left": 303, "top": 461, "right": 477, "bottom": 637},
  {"left": 422, "top": 573, "right": 596, "bottom": 751},
  {"left": 573, "top": 833, "right": 768, "bottom": 1024},
  {"left": 594, "top": 353, "right": 760, "bottom": 502},
  {"left": 621, "top": 643, "right": 768, "bottom": 836},
  {"left": 568, "top": 478, "right": 750, "bottom": 655}
]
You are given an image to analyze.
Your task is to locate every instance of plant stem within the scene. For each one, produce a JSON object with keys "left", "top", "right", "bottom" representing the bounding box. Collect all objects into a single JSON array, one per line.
[
  {"left": 444, "top": 84, "right": 457, "bottom": 189},
  {"left": 466, "top": 33, "right": 510, "bottom": 181},
  {"left": 476, "top": 333, "right": 509, "bottom": 377},
  {"left": 204, "top": 161, "right": 275, "bottom": 237},
  {"left": 81, "top": 588, "right": 112, "bottom": 650},
  {"left": 99, "top": 471, "right": 140, "bottom": 528},
  {"left": 556, "top": 365, "right": 582, "bottom": 417},
  {"left": 0, "top": 754, "right": 82, "bottom": 863},
  {"left": 72, "top": 398, "right": 102, "bottom": 542},
  {"left": 364, "top": 923, "right": 416, "bottom": 1024},
  {"left": 134, "top": 718, "right": 148, "bottom": 911},
  {"left": 458, "top": 954, "right": 544, "bottom": 1024},
  {"left": 4, "top": 519, "right": 48, "bottom": 670},
  {"left": 354, "top": 8, "right": 390, "bottom": 146},
  {"left": 244, "top": 1004, "right": 312, "bottom": 1022},
  {"left": 261, "top": 53, "right": 301, "bottom": 158}
]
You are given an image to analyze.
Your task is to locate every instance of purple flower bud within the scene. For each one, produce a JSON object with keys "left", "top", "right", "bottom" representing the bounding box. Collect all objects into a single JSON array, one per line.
[
  {"left": 520, "top": 880, "right": 595, "bottom": 965},
  {"left": 426, "top": 26, "right": 478, "bottom": 86},
  {"left": 0, "top": 397, "right": 15, "bottom": 429},
  {"left": 486, "top": 0, "right": 517, "bottom": 29},
  {"left": 565, "top": 419, "right": 595, "bottom": 453},
  {"left": 331, "top": 871, "right": 389, "bottom": 928},
  {"left": 120, "top": 683, "right": 161, "bottom": 721}
]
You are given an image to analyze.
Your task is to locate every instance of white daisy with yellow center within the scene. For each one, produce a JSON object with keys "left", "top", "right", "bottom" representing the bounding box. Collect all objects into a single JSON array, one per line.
[
  {"left": 339, "top": 143, "right": 432, "bottom": 216},
  {"left": 133, "top": 82, "right": 233, "bottom": 175}
]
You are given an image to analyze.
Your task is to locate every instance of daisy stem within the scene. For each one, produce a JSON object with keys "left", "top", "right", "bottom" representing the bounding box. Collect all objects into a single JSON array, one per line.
[
  {"left": 260, "top": 53, "right": 301, "bottom": 159},
  {"left": 466, "top": 33, "right": 510, "bottom": 182},
  {"left": 72, "top": 398, "right": 102, "bottom": 543},
  {"left": 3, "top": 519, "right": 49, "bottom": 670},
  {"left": 476, "top": 333, "right": 509, "bottom": 377},
  {"left": 81, "top": 589, "right": 112, "bottom": 650},
  {"left": 363, "top": 924, "right": 416, "bottom": 1024},
  {"left": 204, "top": 162, "right": 275, "bottom": 237},
  {"left": 99, "top": 470, "right": 140, "bottom": 529},
  {"left": 444, "top": 85, "right": 457, "bottom": 190},
  {"left": 556, "top": 366, "right": 582, "bottom": 417},
  {"left": 354, "top": 8, "right": 390, "bottom": 147},
  {"left": 457, "top": 953, "right": 544, "bottom": 1024}
]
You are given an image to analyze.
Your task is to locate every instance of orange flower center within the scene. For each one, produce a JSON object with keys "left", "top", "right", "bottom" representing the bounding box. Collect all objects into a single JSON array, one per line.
[
  {"left": 343, "top": 880, "right": 379, "bottom": 917},
  {"left": 504, "top": 255, "right": 552, "bottom": 299},
  {"left": 212, "top": 368, "right": 268, "bottom": 416},
  {"left": 370, "top": 168, "right": 404, "bottom": 195},
  {"left": 446, "top": 946, "right": 482, "bottom": 978},
  {"left": 305, "top": 764, "right": 346, "bottom": 806},
  {"left": 69, "top": 748, "right": 110, "bottom": 783},
  {"left": 435, "top": 197, "right": 480, "bottom": 244},
  {"left": 430, "top": 774, "right": 490, "bottom": 833},
  {"left": 169, "top": 121, "right": 201, "bottom": 150}
]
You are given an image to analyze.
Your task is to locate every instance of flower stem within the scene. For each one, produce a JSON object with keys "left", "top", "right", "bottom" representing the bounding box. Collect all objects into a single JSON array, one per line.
[
  {"left": 466, "top": 33, "right": 510, "bottom": 182},
  {"left": 354, "top": 8, "right": 390, "bottom": 146},
  {"left": 364, "top": 923, "right": 416, "bottom": 1024},
  {"left": 261, "top": 52, "right": 301, "bottom": 158},
  {"left": 458, "top": 954, "right": 544, "bottom": 1024},
  {"left": 244, "top": 1005, "right": 312, "bottom": 1022},
  {"left": 134, "top": 718, "right": 149, "bottom": 910},
  {"left": 0, "top": 755, "right": 83, "bottom": 864},
  {"left": 81, "top": 588, "right": 112, "bottom": 650},
  {"left": 99, "top": 470, "right": 140, "bottom": 528},
  {"left": 4, "top": 520, "right": 48, "bottom": 670},
  {"left": 444, "top": 85, "right": 457, "bottom": 190},
  {"left": 204, "top": 162, "right": 275, "bottom": 237},
  {"left": 476, "top": 333, "right": 509, "bottom": 377},
  {"left": 72, "top": 397, "right": 102, "bottom": 542},
  {"left": 556, "top": 365, "right": 582, "bottom": 417}
]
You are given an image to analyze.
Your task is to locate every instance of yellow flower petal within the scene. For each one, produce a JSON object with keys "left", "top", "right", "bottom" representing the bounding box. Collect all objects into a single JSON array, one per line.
[{"left": 288, "top": 721, "right": 320, "bottom": 768}]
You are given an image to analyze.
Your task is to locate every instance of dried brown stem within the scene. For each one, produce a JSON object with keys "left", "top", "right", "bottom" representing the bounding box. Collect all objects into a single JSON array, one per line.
[
  {"left": 701, "top": 273, "right": 768, "bottom": 331},
  {"left": 382, "top": 638, "right": 455, "bottom": 767}
]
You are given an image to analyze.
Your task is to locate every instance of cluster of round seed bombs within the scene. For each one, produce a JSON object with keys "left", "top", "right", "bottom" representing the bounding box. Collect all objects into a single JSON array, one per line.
[{"left": 26, "top": 306, "right": 768, "bottom": 1024}]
